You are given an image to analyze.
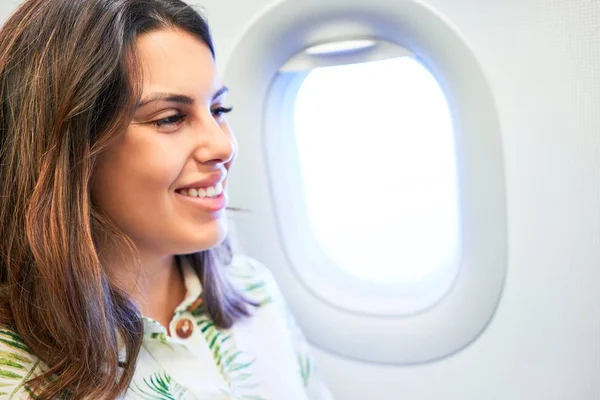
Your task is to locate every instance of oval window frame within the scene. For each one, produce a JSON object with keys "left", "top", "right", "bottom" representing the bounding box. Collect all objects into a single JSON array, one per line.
[
  {"left": 265, "top": 49, "right": 464, "bottom": 316},
  {"left": 224, "top": 0, "right": 507, "bottom": 364}
]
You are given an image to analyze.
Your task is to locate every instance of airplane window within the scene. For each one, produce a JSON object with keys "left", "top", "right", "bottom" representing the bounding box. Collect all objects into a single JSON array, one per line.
[
  {"left": 293, "top": 57, "right": 460, "bottom": 284},
  {"left": 225, "top": 0, "right": 506, "bottom": 362}
]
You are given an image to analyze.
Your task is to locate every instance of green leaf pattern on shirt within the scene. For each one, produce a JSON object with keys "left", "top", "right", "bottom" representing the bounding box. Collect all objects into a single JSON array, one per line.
[
  {"left": 232, "top": 260, "right": 314, "bottom": 390},
  {"left": 0, "top": 256, "right": 321, "bottom": 399},
  {"left": 190, "top": 303, "right": 266, "bottom": 400},
  {"left": 297, "top": 352, "right": 311, "bottom": 388},
  {"left": 0, "top": 329, "right": 41, "bottom": 399},
  {"left": 131, "top": 370, "right": 188, "bottom": 400}
]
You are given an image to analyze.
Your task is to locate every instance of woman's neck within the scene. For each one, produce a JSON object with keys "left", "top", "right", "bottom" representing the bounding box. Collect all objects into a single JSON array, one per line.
[
  {"left": 98, "top": 241, "right": 188, "bottom": 334},
  {"left": 132, "top": 254, "right": 187, "bottom": 332}
]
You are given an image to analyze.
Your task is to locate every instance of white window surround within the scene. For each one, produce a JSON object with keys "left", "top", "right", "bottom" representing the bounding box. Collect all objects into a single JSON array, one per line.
[{"left": 224, "top": 0, "right": 506, "bottom": 364}]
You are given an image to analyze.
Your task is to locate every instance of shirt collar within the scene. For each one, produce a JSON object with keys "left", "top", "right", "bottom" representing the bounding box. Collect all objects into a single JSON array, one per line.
[
  {"left": 141, "top": 257, "right": 204, "bottom": 335},
  {"left": 174, "top": 257, "right": 203, "bottom": 313}
]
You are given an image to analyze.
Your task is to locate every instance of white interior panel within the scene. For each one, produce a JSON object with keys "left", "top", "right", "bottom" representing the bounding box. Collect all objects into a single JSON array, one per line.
[
  {"left": 223, "top": 0, "right": 507, "bottom": 365},
  {"left": 208, "top": 0, "right": 600, "bottom": 398}
]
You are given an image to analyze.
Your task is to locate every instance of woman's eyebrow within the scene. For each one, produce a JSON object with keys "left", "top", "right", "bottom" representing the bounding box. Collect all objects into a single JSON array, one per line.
[
  {"left": 136, "top": 93, "right": 193, "bottom": 108},
  {"left": 136, "top": 86, "right": 229, "bottom": 109},
  {"left": 212, "top": 86, "right": 229, "bottom": 100}
]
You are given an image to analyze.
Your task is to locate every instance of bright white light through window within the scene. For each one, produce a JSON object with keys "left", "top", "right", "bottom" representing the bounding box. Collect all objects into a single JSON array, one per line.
[{"left": 294, "top": 57, "right": 460, "bottom": 284}]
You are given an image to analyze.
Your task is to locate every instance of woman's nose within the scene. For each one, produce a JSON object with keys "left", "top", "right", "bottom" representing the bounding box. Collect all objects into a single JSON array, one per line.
[{"left": 192, "top": 116, "right": 235, "bottom": 165}]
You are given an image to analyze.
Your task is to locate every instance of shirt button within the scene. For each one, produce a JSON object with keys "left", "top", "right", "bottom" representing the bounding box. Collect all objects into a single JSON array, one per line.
[{"left": 174, "top": 318, "right": 194, "bottom": 339}]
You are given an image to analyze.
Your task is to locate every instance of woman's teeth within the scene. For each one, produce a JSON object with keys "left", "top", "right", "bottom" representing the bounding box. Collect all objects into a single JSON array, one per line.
[{"left": 179, "top": 182, "right": 223, "bottom": 198}]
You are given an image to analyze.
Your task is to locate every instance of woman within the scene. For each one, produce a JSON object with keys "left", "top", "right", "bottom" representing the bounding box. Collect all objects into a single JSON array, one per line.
[{"left": 0, "top": 0, "right": 332, "bottom": 398}]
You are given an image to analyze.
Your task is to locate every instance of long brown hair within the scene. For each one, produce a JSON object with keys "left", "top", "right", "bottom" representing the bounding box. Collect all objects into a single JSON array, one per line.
[{"left": 0, "top": 0, "right": 251, "bottom": 398}]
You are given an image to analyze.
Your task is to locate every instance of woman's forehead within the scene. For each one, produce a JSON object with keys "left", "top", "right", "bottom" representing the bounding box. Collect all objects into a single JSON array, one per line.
[{"left": 134, "top": 29, "right": 222, "bottom": 102}]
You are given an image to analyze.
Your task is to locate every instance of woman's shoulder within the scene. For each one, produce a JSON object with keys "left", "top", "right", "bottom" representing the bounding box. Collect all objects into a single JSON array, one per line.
[
  {"left": 0, "top": 327, "right": 44, "bottom": 398},
  {"left": 225, "top": 254, "right": 300, "bottom": 334},
  {"left": 226, "top": 253, "right": 272, "bottom": 278},
  {"left": 226, "top": 254, "right": 282, "bottom": 305},
  {"left": 225, "top": 255, "right": 335, "bottom": 399}
]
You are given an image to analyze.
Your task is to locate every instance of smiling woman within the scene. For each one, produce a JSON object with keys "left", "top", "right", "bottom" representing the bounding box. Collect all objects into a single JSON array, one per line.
[
  {"left": 0, "top": 0, "right": 331, "bottom": 399},
  {"left": 91, "top": 29, "right": 236, "bottom": 281}
]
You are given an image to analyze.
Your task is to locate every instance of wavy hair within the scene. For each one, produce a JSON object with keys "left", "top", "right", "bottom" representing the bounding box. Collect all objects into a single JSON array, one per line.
[{"left": 0, "top": 0, "right": 251, "bottom": 398}]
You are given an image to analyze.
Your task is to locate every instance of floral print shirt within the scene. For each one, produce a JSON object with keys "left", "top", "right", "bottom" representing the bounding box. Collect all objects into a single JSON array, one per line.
[{"left": 0, "top": 255, "right": 333, "bottom": 399}]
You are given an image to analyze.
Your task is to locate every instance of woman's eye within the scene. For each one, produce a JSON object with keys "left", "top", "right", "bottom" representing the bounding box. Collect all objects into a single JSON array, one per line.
[
  {"left": 152, "top": 114, "right": 186, "bottom": 128},
  {"left": 212, "top": 106, "right": 233, "bottom": 119}
]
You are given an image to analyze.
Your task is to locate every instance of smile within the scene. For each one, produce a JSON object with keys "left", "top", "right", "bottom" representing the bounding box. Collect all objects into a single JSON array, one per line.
[
  {"left": 176, "top": 182, "right": 223, "bottom": 198},
  {"left": 175, "top": 182, "right": 227, "bottom": 212}
]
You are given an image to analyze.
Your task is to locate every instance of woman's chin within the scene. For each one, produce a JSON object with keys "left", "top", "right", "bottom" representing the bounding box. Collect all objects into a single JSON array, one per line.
[{"left": 180, "top": 222, "right": 228, "bottom": 254}]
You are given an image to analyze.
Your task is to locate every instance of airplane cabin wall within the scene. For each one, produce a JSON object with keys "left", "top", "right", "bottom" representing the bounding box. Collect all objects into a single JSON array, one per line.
[
  {"left": 0, "top": 0, "right": 598, "bottom": 399},
  {"left": 197, "top": 0, "right": 600, "bottom": 399}
]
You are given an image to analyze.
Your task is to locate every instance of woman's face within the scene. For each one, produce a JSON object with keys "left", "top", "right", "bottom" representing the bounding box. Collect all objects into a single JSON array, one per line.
[{"left": 91, "top": 28, "right": 235, "bottom": 257}]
